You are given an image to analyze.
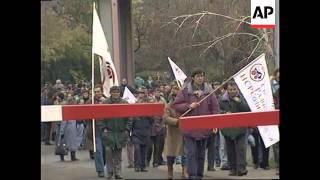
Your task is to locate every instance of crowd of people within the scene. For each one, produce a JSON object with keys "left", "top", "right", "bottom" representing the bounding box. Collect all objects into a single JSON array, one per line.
[{"left": 41, "top": 68, "right": 280, "bottom": 179}]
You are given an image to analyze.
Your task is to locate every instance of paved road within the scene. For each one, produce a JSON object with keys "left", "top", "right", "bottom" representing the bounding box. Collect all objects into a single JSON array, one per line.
[{"left": 41, "top": 144, "right": 279, "bottom": 179}]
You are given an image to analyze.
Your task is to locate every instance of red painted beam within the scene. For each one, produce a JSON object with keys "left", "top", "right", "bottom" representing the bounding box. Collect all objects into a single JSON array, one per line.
[
  {"left": 62, "top": 103, "right": 165, "bottom": 120},
  {"left": 179, "top": 110, "right": 279, "bottom": 129}
]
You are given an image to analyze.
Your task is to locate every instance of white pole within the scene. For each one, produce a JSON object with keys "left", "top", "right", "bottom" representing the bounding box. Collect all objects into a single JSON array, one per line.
[{"left": 92, "top": 1, "right": 96, "bottom": 153}]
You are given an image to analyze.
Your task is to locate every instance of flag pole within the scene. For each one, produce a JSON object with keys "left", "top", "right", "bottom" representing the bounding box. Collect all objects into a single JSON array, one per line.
[
  {"left": 179, "top": 75, "right": 233, "bottom": 118},
  {"left": 179, "top": 54, "right": 264, "bottom": 118},
  {"left": 91, "top": 1, "right": 96, "bottom": 153}
]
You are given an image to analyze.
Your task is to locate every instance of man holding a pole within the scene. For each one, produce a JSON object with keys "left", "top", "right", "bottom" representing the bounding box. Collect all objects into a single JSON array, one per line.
[{"left": 173, "top": 68, "right": 219, "bottom": 179}]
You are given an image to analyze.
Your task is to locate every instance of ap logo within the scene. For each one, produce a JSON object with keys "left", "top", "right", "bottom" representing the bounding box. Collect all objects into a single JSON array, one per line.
[{"left": 251, "top": 0, "right": 275, "bottom": 29}]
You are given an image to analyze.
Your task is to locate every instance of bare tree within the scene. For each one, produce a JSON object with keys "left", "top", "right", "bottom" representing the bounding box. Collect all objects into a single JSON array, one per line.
[{"left": 162, "top": 0, "right": 277, "bottom": 77}]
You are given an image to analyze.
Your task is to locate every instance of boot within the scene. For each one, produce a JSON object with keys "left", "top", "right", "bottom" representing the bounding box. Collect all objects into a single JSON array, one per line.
[
  {"left": 167, "top": 164, "right": 173, "bottom": 179},
  {"left": 60, "top": 155, "right": 64, "bottom": 161},
  {"left": 71, "top": 151, "right": 79, "bottom": 161},
  {"left": 181, "top": 166, "right": 188, "bottom": 179},
  {"left": 89, "top": 150, "right": 94, "bottom": 159}
]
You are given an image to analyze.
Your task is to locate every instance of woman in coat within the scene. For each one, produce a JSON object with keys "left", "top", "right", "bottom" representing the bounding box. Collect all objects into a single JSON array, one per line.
[
  {"left": 163, "top": 85, "right": 185, "bottom": 179},
  {"left": 59, "top": 93, "right": 83, "bottom": 161}
]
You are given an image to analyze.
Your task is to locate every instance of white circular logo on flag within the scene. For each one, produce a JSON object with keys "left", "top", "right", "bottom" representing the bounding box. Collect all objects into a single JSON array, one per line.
[{"left": 250, "top": 63, "right": 265, "bottom": 82}]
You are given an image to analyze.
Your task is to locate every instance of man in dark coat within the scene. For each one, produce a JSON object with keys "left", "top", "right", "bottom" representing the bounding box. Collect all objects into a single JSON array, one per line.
[
  {"left": 120, "top": 78, "right": 137, "bottom": 97},
  {"left": 131, "top": 89, "right": 154, "bottom": 172},
  {"left": 219, "top": 81, "right": 250, "bottom": 176},
  {"left": 174, "top": 68, "right": 219, "bottom": 179},
  {"left": 96, "top": 86, "right": 130, "bottom": 179}
]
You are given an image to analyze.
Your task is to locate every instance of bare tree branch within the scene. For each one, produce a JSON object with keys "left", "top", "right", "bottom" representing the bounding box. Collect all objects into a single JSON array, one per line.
[
  {"left": 167, "top": 9, "right": 273, "bottom": 67},
  {"left": 160, "top": 21, "right": 172, "bottom": 29},
  {"left": 200, "top": 32, "right": 260, "bottom": 56},
  {"left": 182, "top": 32, "right": 260, "bottom": 50},
  {"left": 246, "top": 36, "right": 263, "bottom": 62},
  {"left": 233, "top": 16, "right": 251, "bottom": 35},
  {"left": 170, "top": 11, "right": 250, "bottom": 27},
  {"left": 174, "top": 15, "right": 192, "bottom": 35},
  {"left": 192, "top": 13, "right": 206, "bottom": 39}
]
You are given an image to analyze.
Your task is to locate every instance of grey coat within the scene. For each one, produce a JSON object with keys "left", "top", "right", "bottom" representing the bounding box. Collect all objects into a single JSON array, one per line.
[{"left": 60, "top": 120, "right": 83, "bottom": 151}]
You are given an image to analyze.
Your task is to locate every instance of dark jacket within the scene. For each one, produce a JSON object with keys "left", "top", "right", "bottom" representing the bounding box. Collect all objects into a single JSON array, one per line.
[
  {"left": 131, "top": 116, "right": 154, "bottom": 145},
  {"left": 96, "top": 98, "right": 130, "bottom": 149},
  {"left": 173, "top": 82, "right": 219, "bottom": 140},
  {"left": 219, "top": 92, "right": 250, "bottom": 140},
  {"left": 151, "top": 96, "right": 166, "bottom": 136}
]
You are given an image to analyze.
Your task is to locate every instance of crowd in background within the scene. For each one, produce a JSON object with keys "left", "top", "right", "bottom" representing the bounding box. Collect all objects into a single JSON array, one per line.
[{"left": 41, "top": 68, "right": 280, "bottom": 179}]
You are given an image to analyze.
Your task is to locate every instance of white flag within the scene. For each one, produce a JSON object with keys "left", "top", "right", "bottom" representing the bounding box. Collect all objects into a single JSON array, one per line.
[
  {"left": 122, "top": 87, "right": 136, "bottom": 104},
  {"left": 168, "top": 57, "right": 187, "bottom": 87},
  {"left": 233, "top": 54, "right": 279, "bottom": 148},
  {"left": 92, "top": 6, "right": 118, "bottom": 97}
]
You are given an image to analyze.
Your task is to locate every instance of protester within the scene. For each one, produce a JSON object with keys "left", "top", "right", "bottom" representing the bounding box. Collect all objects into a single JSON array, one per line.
[{"left": 174, "top": 68, "right": 219, "bottom": 179}]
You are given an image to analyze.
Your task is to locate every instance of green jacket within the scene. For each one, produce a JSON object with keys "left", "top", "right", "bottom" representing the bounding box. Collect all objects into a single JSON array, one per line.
[
  {"left": 219, "top": 93, "right": 250, "bottom": 140},
  {"left": 96, "top": 98, "right": 130, "bottom": 148}
]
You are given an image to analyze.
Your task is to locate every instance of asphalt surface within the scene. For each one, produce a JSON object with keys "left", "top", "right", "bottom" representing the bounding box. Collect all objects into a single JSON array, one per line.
[{"left": 41, "top": 144, "right": 279, "bottom": 179}]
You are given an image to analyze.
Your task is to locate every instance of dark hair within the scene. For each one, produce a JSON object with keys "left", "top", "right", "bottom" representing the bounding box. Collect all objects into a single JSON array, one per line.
[
  {"left": 226, "top": 80, "right": 237, "bottom": 88},
  {"left": 94, "top": 84, "right": 103, "bottom": 92},
  {"left": 212, "top": 81, "right": 221, "bottom": 86},
  {"left": 109, "top": 86, "right": 120, "bottom": 93},
  {"left": 154, "top": 88, "right": 161, "bottom": 92},
  {"left": 57, "top": 92, "right": 65, "bottom": 100},
  {"left": 191, "top": 68, "right": 205, "bottom": 78}
]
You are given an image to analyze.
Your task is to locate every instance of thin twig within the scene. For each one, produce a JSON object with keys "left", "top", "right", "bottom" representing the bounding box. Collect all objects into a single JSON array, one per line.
[
  {"left": 160, "top": 22, "right": 171, "bottom": 29},
  {"left": 192, "top": 13, "right": 206, "bottom": 39},
  {"left": 203, "top": 11, "right": 250, "bottom": 25},
  {"left": 169, "top": 11, "right": 250, "bottom": 30},
  {"left": 233, "top": 16, "right": 251, "bottom": 35},
  {"left": 201, "top": 32, "right": 261, "bottom": 55},
  {"left": 174, "top": 15, "right": 192, "bottom": 35},
  {"left": 246, "top": 37, "right": 263, "bottom": 63}
]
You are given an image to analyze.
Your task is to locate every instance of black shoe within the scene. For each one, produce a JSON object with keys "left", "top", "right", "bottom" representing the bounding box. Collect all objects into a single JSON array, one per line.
[
  {"left": 207, "top": 166, "right": 216, "bottom": 171},
  {"left": 264, "top": 166, "right": 270, "bottom": 170},
  {"left": 134, "top": 168, "right": 140, "bottom": 172},
  {"left": 237, "top": 169, "right": 248, "bottom": 176},
  {"left": 127, "top": 165, "right": 134, "bottom": 168},
  {"left": 216, "top": 162, "right": 221, "bottom": 167},
  {"left": 229, "top": 170, "right": 237, "bottom": 176},
  {"left": 140, "top": 168, "right": 148, "bottom": 172},
  {"left": 71, "top": 151, "right": 79, "bottom": 161},
  {"left": 254, "top": 164, "right": 259, "bottom": 169},
  {"left": 221, "top": 165, "right": 230, "bottom": 170},
  {"left": 89, "top": 150, "right": 95, "bottom": 159},
  {"left": 98, "top": 171, "right": 105, "bottom": 177},
  {"left": 44, "top": 142, "right": 52, "bottom": 145},
  {"left": 115, "top": 175, "right": 123, "bottom": 179},
  {"left": 60, "top": 155, "right": 65, "bottom": 162}
]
